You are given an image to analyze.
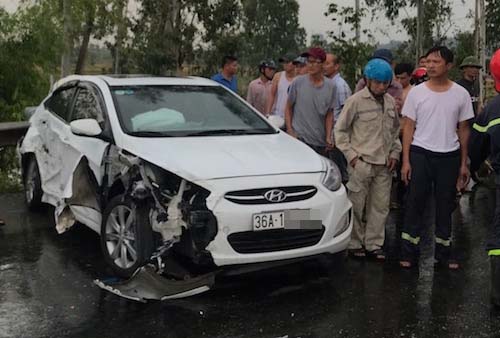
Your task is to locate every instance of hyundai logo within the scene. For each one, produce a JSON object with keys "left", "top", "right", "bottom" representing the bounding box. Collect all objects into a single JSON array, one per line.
[{"left": 264, "top": 189, "right": 287, "bottom": 203}]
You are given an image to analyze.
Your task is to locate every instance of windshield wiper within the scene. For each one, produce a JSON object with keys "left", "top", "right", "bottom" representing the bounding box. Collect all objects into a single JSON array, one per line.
[
  {"left": 184, "top": 129, "right": 275, "bottom": 136},
  {"left": 128, "top": 131, "right": 176, "bottom": 137}
]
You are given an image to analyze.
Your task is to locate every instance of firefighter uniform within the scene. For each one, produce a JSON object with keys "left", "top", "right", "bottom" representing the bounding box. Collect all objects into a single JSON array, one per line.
[{"left": 469, "top": 49, "right": 500, "bottom": 306}]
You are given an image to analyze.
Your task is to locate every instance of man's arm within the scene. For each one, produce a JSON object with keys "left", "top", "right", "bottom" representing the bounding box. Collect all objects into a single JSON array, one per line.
[
  {"left": 401, "top": 117, "right": 415, "bottom": 185},
  {"left": 246, "top": 83, "right": 254, "bottom": 106},
  {"left": 265, "top": 72, "right": 280, "bottom": 115},
  {"left": 457, "top": 120, "right": 471, "bottom": 190},
  {"left": 325, "top": 110, "right": 334, "bottom": 148},
  {"left": 285, "top": 99, "right": 296, "bottom": 138},
  {"left": 469, "top": 111, "right": 492, "bottom": 172},
  {"left": 334, "top": 99, "right": 357, "bottom": 166}
]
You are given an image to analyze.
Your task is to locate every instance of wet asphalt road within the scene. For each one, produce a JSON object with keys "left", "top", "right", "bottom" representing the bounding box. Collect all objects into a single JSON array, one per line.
[{"left": 1, "top": 189, "right": 500, "bottom": 338}]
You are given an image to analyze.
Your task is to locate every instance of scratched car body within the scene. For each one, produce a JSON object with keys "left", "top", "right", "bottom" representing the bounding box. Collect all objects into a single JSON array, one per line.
[{"left": 18, "top": 75, "right": 352, "bottom": 286}]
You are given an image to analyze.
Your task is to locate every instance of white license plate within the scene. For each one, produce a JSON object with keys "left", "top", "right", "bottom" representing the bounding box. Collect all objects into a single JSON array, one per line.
[{"left": 253, "top": 211, "right": 285, "bottom": 231}]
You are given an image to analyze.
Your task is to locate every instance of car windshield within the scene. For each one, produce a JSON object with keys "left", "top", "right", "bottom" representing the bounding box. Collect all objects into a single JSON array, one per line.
[{"left": 111, "top": 85, "right": 276, "bottom": 137}]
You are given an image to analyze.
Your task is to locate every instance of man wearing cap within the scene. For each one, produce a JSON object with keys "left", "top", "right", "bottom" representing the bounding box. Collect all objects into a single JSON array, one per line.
[
  {"left": 456, "top": 56, "right": 482, "bottom": 116},
  {"left": 355, "top": 49, "right": 403, "bottom": 113},
  {"left": 247, "top": 60, "right": 277, "bottom": 113},
  {"left": 285, "top": 47, "right": 336, "bottom": 155},
  {"left": 293, "top": 56, "right": 308, "bottom": 75},
  {"left": 265, "top": 53, "right": 297, "bottom": 117}
]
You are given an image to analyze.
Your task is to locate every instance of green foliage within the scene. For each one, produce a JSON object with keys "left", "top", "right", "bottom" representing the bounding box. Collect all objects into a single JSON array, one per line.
[
  {"left": 486, "top": 0, "right": 500, "bottom": 51},
  {"left": 0, "top": 3, "right": 62, "bottom": 122},
  {"left": 240, "top": 0, "right": 306, "bottom": 67},
  {"left": 324, "top": 1, "right": 375, "bottom": 88}
]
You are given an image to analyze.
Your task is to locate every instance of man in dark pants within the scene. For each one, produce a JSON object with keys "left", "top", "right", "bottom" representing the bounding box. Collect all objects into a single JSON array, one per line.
[
  {"left": 400, "top": 46, "right": 474, "bottom": 269},
  {"left": 469, "top": 49, "right": 500, "bottom": 306}
]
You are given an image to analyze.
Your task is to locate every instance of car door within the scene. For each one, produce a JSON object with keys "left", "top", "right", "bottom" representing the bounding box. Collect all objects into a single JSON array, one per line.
[
  {"left": 57, "top": 83, "right": 111, "bottom": 231},
  {"left": 37, "top": 84, "right": 78, "bottom": 201}
]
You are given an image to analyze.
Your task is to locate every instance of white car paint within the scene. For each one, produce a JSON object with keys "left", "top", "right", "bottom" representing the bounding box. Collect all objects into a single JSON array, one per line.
[{"left": 20, "top": 75, "right": 352, "bottom": 268}]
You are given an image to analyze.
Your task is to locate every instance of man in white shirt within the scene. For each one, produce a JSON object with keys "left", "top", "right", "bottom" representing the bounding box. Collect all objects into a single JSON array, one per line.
[{"left": 400, "top": 46, "right": 474, "bottom": 270}]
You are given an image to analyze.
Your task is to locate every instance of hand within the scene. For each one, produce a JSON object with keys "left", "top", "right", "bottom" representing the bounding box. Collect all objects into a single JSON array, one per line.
[
  {"left": 326, "top": 137, "right": 335, "bottom": 150},
  {"left": 401, "top": 161, "right": 411, "bottom": 185},
  {"left": 387, "top": 158, "right": 398, "bottom": 172},
  {"left": 287, "top": 128, "right": 298, "bottom": 138},
  {"left": 350, "top": 157, "right": 358, "bottom": 168},
  {"left": 456, "top": 164, "right": 470, "bottom": 192}
]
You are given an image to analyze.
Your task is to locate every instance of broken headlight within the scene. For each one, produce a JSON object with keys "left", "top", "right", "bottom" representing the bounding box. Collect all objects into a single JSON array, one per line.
[{"left": 321, "top": 157, "right": 342, "bottom": 191}]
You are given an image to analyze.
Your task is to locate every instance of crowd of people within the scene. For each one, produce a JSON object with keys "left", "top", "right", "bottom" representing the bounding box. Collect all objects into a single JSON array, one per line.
[{"left": 210, "top": 45, "right": 500, "bottom": 305}]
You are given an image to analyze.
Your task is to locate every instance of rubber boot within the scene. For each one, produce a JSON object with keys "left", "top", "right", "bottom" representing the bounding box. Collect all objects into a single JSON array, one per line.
[{"left": 491, "top": 256, "right": 500, "bottom": 307}]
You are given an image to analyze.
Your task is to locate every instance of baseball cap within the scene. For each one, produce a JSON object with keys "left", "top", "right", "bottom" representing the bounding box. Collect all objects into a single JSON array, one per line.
[
  {"left": 292, "top": 56, "right": 307, "bottom": 65},
  {"left": 300, "top": 47, "right": 327, "bottom": 62},
  {"left": 278, "top": 53, "right": 297, "bottom": 63}
]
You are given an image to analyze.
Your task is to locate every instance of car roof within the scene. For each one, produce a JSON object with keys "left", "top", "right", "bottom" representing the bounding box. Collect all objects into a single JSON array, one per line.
[{"left": 53, "top": 74, "right": 219, "bottom": 90}]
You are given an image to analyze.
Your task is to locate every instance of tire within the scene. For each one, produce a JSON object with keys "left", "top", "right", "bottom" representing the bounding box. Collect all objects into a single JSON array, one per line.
[
  {"left": 100, "top": 195, "right": 155, "bottom": 278},
  {"left": 23, "top": 156, "right": 44, "bottom": 211}
]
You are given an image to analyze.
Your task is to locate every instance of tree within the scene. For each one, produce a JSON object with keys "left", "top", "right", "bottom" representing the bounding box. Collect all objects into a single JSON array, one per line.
[
  {"left": 240, "top": 0, "right": 306, "bottom": 67},
  {"left": 325, "top": 2, "right": 375, "bottom": 88},
  {"left": 486, "top": 0, "right": 500, "bottom": 52},
  {"left": 364, "top": 0, "right": 456, "bottom": 55}
]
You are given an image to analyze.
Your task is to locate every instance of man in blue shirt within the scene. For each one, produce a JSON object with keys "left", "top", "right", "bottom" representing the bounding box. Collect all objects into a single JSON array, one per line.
[{"left": 211, "top": 55, "right": 239, "bottom": 93}]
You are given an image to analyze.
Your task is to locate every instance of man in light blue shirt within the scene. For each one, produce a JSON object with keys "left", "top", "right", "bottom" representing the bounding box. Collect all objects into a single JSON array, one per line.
[
  {"left": 324, "top": 53, "right": 352, "bottom": 182},
  {"left": 324, "top": 53, "right": 352, "bottom": 121},
  {"left": 211, "top": 55, "right": 239, "bottom": 93}
]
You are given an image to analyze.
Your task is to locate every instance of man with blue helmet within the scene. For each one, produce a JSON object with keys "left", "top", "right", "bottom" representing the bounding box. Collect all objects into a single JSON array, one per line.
[{"left": 335, "top": 58, "right": 402, "bottom": 260}]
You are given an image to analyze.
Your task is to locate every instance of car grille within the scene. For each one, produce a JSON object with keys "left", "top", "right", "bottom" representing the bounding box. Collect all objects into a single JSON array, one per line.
[
  {"left": 227, "top": 227, "right": 325, "bottom": 254},
  {"left": 224, "top": 186, "right": 317, "bottom": 205}
]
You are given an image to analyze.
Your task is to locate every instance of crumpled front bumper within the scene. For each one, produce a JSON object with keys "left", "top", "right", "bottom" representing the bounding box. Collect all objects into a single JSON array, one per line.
[{"left": 94, "top": 265, "right": 215, "bottom": 302}]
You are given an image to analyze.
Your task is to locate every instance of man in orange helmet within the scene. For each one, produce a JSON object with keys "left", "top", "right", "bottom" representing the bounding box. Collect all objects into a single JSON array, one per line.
[{"left": 469, "top": 49, "right": 500, "bottom": 307}]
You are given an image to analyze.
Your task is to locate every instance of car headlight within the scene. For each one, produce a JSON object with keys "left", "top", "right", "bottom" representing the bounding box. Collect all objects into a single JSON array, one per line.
[{"left": 321, "top": 157, "right": 342, "bottom": 191}]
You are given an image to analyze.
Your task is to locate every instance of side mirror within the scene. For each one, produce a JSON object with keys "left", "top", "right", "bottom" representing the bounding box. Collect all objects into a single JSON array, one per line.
[{"left": 70, "top": 119, "right": 103, "bottom": 137}]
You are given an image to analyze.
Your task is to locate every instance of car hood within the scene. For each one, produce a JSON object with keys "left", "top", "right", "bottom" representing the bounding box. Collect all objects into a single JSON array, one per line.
[{"left": 119, "top": 133, "right": 325, "bottom": 181}]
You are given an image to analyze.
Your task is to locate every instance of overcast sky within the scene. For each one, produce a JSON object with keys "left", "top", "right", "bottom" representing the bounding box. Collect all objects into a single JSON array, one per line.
[
  {"left": 1, "top": 0, "right": 476, "bottom": 44},
  {"left": 297, "top": 0, "right": 475, "bottom": 44}
]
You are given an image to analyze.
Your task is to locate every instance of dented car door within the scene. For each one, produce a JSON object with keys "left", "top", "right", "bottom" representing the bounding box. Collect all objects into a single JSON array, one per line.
[{"left": 55, "top": 83, "right": 111, "bottom": 232}]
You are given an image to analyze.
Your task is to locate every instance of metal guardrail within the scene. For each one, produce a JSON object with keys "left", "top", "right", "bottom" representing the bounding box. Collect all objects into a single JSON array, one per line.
[{"left": 0, "top": 121, "right": 30, "bottom": 146}]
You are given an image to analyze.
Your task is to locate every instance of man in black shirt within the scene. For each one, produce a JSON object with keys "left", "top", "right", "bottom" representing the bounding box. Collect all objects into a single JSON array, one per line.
[{"left": 456, "top": 56, "right": 482, "bottom": 116}]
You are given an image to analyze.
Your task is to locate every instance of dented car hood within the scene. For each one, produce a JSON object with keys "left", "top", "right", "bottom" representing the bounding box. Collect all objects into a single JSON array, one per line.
[{"left": 119, "top": 133, "right": 324, "bottom": 181}]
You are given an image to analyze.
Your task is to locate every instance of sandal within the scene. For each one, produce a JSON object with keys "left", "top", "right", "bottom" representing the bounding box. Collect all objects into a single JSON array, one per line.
[
  {"left": 399, "top": 260, "right": 413, "bottom": 269},
  {"left": 367, "top": 249, "right": 386, "bottom": 261},
  {"left": 434, "top": 259, "right": 460, "bottom": 270},
  {"left": 348, "top": 248, "right": 366, "bottom": 258}
]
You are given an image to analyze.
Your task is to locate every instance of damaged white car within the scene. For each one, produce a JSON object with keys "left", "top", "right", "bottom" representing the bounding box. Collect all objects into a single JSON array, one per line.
[{"left": 19, "top": 75, "right": 352, "bottom": 301}]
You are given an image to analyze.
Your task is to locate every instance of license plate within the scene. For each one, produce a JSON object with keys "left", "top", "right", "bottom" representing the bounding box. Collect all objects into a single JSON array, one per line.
[{"left": 253, "top": 211, "right": 285, "bottom": 231}]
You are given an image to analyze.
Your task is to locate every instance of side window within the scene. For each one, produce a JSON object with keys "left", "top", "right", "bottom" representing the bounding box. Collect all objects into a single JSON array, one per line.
[
  {"left": 71, "top": 87, "right": 105, "bottom": 124},
  {"left": 45, "top": 87, "right": 76, "bottom": 121}
]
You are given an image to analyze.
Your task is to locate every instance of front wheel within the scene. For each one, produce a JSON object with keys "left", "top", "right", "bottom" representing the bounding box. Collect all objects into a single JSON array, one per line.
[
  {"left": 23, "top": 156, "right": 44, "bottom": 211},
  {"left": 100, "top": 195, "right": 155, "bottom": 278}
]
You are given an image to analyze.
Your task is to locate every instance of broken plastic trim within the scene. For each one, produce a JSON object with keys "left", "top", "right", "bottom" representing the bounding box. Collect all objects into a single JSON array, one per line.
[{"left": 94, "top": 265, "right": 215, "bottom": 302}]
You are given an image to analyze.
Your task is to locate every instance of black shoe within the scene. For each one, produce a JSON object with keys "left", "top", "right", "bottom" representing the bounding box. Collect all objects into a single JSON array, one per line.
[{"left": 0, "top": 219, "right": 5, "bottom": 227}]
